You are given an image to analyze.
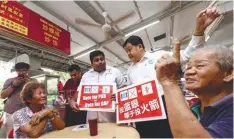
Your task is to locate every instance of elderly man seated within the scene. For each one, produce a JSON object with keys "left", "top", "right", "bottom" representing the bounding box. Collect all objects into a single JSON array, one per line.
[{"left": 156, "top": 41, "right": 233, "bottom": 138}]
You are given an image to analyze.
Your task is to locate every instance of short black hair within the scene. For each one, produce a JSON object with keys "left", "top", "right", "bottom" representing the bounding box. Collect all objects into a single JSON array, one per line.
[
  {"left": 68, "top": 64, "right": 81, "bottom": 72},
  {"left": 89, "top": 50, "right": 105, "bottom": 63},
  {"left": 15, "top": 62, "right": 30, "bottom": 70},
  {"left": 123, "top": 35, "right": 145, "bottom": 49}
]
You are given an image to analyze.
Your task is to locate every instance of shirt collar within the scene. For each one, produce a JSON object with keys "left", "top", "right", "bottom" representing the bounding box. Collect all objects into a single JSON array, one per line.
[
  {"left": 140, "top": 52, "right": 151, "bottom": 62},
  {"left": 210, "top": 93, "right": 233, "bottom": 110},
  {"left": 90, "top": 65, "right": 111, "bottom": 72},
  {"left": 190, "top": 93, "right": 233, "bottom": 110},
  {"left": 130, "top": 51, "right": 150, "bottom": 67},
  {"left": 143, "top": 51, "right": 151, "bottom": 59}
]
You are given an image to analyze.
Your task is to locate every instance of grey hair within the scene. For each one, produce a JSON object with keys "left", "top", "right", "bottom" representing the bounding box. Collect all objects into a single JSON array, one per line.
[{"left": 193, "top": 46, "right": 233, "bottom": 71}]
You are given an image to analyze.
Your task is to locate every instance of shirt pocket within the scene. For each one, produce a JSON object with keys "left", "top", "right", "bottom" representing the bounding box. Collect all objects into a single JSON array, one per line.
[{"left": 104, "top": 73, "right": 116, "bottom": 83}]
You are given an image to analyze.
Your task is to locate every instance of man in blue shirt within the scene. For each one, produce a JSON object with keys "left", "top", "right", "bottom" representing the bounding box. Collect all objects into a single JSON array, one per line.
[{"left": 156, "top": 37, "right": 233, "bottom": 137}]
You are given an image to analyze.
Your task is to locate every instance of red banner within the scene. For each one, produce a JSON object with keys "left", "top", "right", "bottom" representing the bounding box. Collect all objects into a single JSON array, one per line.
[
  {"left": 116, "top": 80, "right": 166, "bottom": 123},
  {"left": 77, "top": 84, "right": 116, "bottom": 112},
  {"left": 0, "top": 0, "right": 70, "bottom": 54}
]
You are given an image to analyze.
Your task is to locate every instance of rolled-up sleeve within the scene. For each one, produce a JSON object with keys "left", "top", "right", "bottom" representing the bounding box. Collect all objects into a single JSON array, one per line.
[
  {"left": 1, "top": 78, "right": 12, "bottom": 91},
  {"left": 180, "top": 35, "right": 205, "bottom": 69},
  {"left": 115, "top": 69, "right": 125, "bottom": 89}
]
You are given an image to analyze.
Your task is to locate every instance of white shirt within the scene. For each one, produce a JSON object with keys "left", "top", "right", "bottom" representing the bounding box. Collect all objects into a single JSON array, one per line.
[
  {"left": 126, "top": 35, "right": 205, "bottom": 94},
  {"left": 78, "top": 65, "right": 125, "bottom": 123}
]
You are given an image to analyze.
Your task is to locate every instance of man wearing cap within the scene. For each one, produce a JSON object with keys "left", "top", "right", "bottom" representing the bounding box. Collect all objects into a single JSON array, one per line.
[{"left": 0, "top": 61, "right": 37, "bottom": 137}]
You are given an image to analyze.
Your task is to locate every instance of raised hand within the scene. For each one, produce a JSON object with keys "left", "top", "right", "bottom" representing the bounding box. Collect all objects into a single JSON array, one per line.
[
  {"left": 195, "top": 7, "right": 220, "bottom": 35},
  {"left": 155, "top": 39, "right": 181, "bottom": 85}
]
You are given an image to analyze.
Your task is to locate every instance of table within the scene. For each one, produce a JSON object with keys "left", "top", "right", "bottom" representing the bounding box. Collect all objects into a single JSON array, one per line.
[{"left": 38, "top": 123, "right": 140, "bottom": 138}]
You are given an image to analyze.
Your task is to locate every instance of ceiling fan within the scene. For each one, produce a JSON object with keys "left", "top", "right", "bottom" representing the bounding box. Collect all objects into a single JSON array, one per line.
[{"left": 75, "top": 11, "right": 135, "bottom": 40}]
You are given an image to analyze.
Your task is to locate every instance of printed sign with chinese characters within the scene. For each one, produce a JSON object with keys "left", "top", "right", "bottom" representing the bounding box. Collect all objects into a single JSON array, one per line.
[
  {"left": 77, "top": 83, "right": 116, "bottom": 112},
  {"left": 116, "top": 80, "right": 166, "bottom": 123},
  {"left": 0, "top": 0, "right": 29, "bottom": 35},
  {"left": 0, "top": 0, "right": 70, "bottom": 54}
]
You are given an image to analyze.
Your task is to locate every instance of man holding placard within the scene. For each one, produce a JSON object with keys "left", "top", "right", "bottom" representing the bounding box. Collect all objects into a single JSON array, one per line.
[
  {"left": 122, "top": 7, "right": 220, "bottom": 138},
  {"left": 69, "top": 50, "right": 125, "bottom": 123}
]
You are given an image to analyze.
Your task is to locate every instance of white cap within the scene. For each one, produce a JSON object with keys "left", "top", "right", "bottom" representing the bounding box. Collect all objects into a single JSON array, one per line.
[
  {"left": 9, "top": 54, "right": 30, "bottom": 65},
  {"left": 8, "top": 54, "right": 30, "bottom": 69}
]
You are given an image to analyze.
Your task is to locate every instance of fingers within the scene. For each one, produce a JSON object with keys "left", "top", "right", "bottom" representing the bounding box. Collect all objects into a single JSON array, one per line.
[
  {"left": 156, "top": 54, "right": 170, "bottom": 69},
  {"left": 207, "top": 7, "right": 220, "bottom": 18},
  {"left": 213, "top": 8, "right": 220, "bottom": 18},
  {"left": 173, "top": 39, "right": 181, "bottom": 63},
  {"left": 211, "top": 7, "right": 216, "bottom": 13},
  {"left": 197, "top": 9, "right": 207, "bottom": 18},
  {"left": 52, "top": 108, "right": 60, "bottom": 115},
  {"left": 72, "top": 103, "right": 80, "bottom": 112},
  {"left": 111, "top": 94, "right": 116, "bottom": 101}
]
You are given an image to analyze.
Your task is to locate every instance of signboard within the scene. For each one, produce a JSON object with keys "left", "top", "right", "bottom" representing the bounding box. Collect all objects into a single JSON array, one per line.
[
  {"left": 0, "top": 0, "right": 29, "bottom": 36},
  {"left": 116, "top": 80, "right": 166, "bottom": 123},
  {"left": 0, "top": 0, "right": 70, "bottom": 54},
  {"left": 77, "top": 83, "right": 116, "bottom": 112}
]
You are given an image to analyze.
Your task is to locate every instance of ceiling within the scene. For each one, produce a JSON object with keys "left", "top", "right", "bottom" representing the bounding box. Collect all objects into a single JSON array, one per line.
[{"left": 0, "top": 1, "right": 233, "bottom": 73}]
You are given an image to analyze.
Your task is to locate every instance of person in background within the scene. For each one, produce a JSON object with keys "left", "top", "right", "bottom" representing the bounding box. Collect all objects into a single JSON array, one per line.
[
  {"left": 63, "top": 64, "right": 86, "bottom": 126},
  {"left": 12, "top": 82, "right": 65, "bottom": 138},
  {"left": 122, "top": 7, "right": 220, "bottom": 138},
  {"left": 0, "top": 61, "right": 37, "bottom": 138},
  {"left": 57, "top": 81, "right": 64, "bottom": 92},
  {"left": 69, "top": 50, "right": 125, "bottom": 123},
  {"left": 156, "top": 40, "right": 233, "bottom": 138}
]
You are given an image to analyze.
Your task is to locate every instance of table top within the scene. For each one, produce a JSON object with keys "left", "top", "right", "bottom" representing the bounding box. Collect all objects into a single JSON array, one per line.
[{"left": 38, "top": 123, "right": 140, "bottom": 138}]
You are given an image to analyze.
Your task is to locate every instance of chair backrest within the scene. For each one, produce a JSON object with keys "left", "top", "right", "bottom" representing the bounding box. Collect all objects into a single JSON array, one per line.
[{"left": 8, "top": 129, "right": 14, "bottom": 138}]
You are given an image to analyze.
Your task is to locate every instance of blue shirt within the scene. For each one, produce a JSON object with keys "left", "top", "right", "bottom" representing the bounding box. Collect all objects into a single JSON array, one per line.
[{"left": 191, "top": 93, "right": 233, "bottom": 138}]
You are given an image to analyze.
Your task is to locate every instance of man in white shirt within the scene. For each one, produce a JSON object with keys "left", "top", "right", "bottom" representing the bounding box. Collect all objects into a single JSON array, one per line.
[
  {"left": 123, "top": 8, "right": 220, "bottom": 138},
  {"left": 69, "top": 50, "right": 125, "bottom": 123}
]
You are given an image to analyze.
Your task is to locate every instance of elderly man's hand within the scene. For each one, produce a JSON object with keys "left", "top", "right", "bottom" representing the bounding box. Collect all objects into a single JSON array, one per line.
[
  {"left": 194, "top": 7, "right": 220, "bottom": 35},
  {"left": 155, "top": 40, "right": 181, "bottom": 85}
]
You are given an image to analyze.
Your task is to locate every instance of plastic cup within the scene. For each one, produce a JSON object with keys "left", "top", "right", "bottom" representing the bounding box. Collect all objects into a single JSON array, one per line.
[{"left": 88, "top": 112, "right": 98, "bottom": 136}]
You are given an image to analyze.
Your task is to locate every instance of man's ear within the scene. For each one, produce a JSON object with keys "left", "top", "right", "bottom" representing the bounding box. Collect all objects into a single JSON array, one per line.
[
  {"left": 223, "top": 68, "right": 234, "bottom": 82},
  {"left": 138, "top": 44, "right": 144, "bottom": 50}
]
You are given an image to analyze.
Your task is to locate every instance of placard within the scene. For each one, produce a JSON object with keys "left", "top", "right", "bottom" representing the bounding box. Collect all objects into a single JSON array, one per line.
[
  {"left": 116, "top": 79, "right": 166, "bottom": 123},
  {"left": 77, "top": 83, "right": 116, "bottom": 112}
]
